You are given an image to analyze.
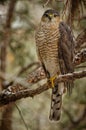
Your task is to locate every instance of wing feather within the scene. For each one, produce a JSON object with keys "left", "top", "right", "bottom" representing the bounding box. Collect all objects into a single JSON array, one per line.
[{"left": 58, "top": 22, "right": 75, "bottom": 93}]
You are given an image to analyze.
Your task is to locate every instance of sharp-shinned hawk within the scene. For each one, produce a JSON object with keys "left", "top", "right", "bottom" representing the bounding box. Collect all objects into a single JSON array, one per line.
[{"left": 35, "top": 9, "right": 74, "bottom": 121}]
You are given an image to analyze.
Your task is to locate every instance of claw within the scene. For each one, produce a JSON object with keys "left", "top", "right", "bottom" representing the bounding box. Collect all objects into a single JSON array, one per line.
[{"left": 49, "top": 74, "right": 57, "bottom": 88}]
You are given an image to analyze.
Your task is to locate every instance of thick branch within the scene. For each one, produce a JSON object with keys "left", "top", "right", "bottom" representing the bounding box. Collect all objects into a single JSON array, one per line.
[
  {"left": 0, "top": 83, "right": 49, "bottom": 107},
  {"left": 0, "top": 70, "right": 86, "bottom": 107}
]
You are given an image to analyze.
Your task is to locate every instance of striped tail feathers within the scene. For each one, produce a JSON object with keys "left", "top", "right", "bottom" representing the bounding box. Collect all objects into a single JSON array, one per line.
[
  {"left": 49, "top": 84, "right": 63, "bottom": 121},
  {"left": 66, "top": 81, "right": 74, "bottom": 95}
]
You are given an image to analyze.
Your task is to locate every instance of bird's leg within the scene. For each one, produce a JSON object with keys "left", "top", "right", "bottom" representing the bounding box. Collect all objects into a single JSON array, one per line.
[{"left": 49, "top": 74, "right": 57, "bottom": 88}]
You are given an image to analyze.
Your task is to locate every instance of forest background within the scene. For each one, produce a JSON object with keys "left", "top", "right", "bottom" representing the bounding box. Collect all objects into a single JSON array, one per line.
[{"left": 0, "top": 0, "right": 86, "bottom": 130}]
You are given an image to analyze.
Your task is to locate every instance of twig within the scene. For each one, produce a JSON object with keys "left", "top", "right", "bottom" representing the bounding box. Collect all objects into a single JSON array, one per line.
[
  {"left": 75, "top": 107, "right": 86, "bottom": 124},
  {"left": 76, "top": 65, "right": 86, "bottom": 69},
  {"left": 43, "top": 0, "right": 50, "bottom": 7},
  {"left": 15, "top": 103, "right": 29, "bottom": 130},
  {"left": 2, "top": 62, "right": 40, "bottom": 88},
  {"left": 55, "top": 70, "right": 86, "bottom": 83},
  {"left": 17, "top": 62, "right": 40, "bottom": 76}
]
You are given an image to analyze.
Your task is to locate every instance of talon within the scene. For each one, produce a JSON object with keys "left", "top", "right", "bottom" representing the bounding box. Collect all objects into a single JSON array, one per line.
[{"left": 49, "top": 74, "right": 57, "bottom": 88}]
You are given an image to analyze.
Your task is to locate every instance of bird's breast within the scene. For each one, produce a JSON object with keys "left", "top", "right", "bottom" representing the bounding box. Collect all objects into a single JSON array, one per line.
[{"left": 36, "top": 24, "right": 61, "bottom": 77}]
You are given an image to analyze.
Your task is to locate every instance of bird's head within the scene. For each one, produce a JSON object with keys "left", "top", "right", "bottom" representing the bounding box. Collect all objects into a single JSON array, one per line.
[{"left": 41, "top": 9, "right": 60, "bottom": 23}]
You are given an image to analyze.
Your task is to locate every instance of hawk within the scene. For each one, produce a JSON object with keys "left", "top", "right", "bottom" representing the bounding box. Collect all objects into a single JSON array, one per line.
[{"left": 35, "top": 9, "right": 74, "bottom": 121}]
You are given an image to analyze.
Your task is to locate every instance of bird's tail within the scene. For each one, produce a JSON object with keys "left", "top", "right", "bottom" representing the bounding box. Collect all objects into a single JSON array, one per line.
[{"left": 49, "top": 83, "right": 64, "bottom": 121}]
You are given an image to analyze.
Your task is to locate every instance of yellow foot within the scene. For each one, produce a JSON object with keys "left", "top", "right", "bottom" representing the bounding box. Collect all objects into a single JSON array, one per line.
[{"left": 49, "top": 74, "right": 57, "bottom": 88}]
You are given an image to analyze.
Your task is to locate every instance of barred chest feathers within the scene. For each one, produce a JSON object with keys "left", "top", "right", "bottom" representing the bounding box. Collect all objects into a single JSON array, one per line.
[{"left": 36, "top": 21, "right": 61, "bottom": 77}]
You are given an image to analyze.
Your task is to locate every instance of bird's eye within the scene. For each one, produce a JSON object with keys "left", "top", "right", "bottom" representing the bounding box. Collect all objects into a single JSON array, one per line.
[
  {"left": 54, "top": 14, "right": 57, "bottom": 17},
  {"left": 44, "top": 14, "right": 48, "bottom": 17}
]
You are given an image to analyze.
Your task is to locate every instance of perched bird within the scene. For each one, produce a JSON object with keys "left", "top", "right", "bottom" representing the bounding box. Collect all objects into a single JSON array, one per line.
[{"left": 35, "top": 9, "right": 74, "bottom": 121}]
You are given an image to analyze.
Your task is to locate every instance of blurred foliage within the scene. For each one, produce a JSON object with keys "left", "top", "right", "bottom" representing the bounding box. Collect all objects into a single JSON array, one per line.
[{"left": 0, "top": 0, "right": 86, "bottom": 130}]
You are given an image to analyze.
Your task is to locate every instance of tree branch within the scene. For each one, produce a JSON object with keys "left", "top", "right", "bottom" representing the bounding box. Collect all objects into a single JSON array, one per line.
[
  {"left": 43, "top": 0, "right": 50, "bottom": 7},
  {"left": 73, "top": 49, "right": 86, "bottom": 66},
  {"left": 0, "top": 70, "right": 86, "bottom": 107}
]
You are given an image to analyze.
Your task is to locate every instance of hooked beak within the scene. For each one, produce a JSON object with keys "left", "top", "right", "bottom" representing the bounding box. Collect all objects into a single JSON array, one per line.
[{"left": 48, "top": 14, "right": 53, "bottom": 20}]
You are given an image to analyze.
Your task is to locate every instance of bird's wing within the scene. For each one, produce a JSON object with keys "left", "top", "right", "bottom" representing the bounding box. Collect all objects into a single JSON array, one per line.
[{"left": 58, "top": 22, "right": 75, "bottom": 93}]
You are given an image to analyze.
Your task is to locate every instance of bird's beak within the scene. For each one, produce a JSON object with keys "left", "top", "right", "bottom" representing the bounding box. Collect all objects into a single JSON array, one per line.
[
  {"left": 48, "top": 14, "right": 53, "bottom": 20},
  {"left": 49, "top": 14, "right": 53, "bottom": 18}
]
